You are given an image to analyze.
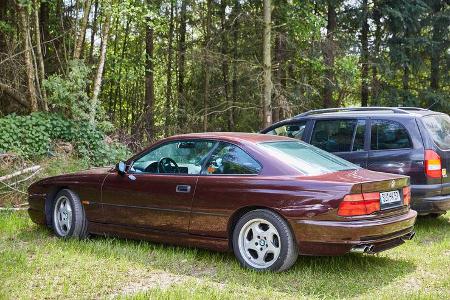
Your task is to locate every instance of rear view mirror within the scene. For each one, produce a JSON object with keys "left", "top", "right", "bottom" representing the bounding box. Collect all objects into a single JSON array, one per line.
[{"left": 116, "top": 161, "right": 127, "bottom": 175}]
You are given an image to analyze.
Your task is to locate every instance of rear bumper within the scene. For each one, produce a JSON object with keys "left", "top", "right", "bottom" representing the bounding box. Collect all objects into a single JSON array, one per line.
[
  {"left": 288, "top": 210, "right": 417, "bottom": 255},
  {"left": 411, "top": 183, "right": 450, "bottom": 214}
]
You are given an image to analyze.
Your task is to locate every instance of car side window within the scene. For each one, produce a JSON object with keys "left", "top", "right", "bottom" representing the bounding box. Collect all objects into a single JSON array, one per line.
[
  {"left": 352, "top": 120, "right": 366, "bottom": 152},
  {"left": 266, "top": 122, "right": 307, "bottom": 140},
  {"left": 371, "top": 120, "right": 412, "bottom": 150},
  {"left": 130, "top": 140, "right": 216, "bottom": 174},
  {"left": 311, "top": 120, "right": 359, "bottom": 153},
  {"left": 204, "top": 142, "right": 261, "bottom": 175}
]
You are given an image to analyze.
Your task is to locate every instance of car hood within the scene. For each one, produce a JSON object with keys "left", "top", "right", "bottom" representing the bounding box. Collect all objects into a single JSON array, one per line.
[{"left": 34, "top": 166, "right": 112, "bottom": 185}]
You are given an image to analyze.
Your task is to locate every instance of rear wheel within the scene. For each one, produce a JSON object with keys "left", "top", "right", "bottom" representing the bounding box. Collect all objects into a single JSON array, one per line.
[
  {"left": 232, "top": 209, "right": 298, "bottom": 272},
  {"left": 426, "top": 213, "right": 444, "bottom": 219},
  {"left": 52, "top": 189, "right": 88, "bottom": 238}
]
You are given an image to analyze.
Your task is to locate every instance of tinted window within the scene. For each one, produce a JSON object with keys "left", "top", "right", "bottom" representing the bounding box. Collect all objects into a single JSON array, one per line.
[
  {"left": 131, "top": 140, "right": 216, "bottom": 174},
  {"left": 311, "top": 120, "right": 358, "bottom": 152},
  {"left": 371, "top": 120, "right": 411, "bottom": 150},
  {"left": 422, "top": 114, "right": 450, "bottom": 150},
  {"left": 266, "top": 122, "right": 307, "bottom": 140},
  {"left": 353, "top": 120, "right": 366, "bottom": 151},
  {"left": 204, "top": 142, "right": 261, "bottom": 175},
  {"left": 259, "top": 141, "right": 358, "bottom": 176}
]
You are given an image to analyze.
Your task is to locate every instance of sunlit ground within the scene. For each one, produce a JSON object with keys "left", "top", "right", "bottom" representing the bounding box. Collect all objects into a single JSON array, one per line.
[{"left": 0, "top": 211, "right": 449, "bottom": 299}]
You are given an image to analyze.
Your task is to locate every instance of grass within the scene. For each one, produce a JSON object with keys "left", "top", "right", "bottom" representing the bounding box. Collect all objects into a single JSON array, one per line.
[{"left": 0, "top": 211, "right": 449, "bottom": 299}]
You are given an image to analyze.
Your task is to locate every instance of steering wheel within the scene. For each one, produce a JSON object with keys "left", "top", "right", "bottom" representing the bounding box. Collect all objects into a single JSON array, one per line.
[{"left": 158, "top": 157, "right": 179, "bottom": 173}]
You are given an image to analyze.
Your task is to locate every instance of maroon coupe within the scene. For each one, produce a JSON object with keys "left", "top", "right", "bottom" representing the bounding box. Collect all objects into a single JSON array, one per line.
[{"left": 28, "top": 133, "right": 417, "bottom": 272}]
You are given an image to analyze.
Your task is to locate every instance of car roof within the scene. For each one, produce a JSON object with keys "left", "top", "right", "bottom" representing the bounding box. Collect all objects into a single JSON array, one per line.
[
  {"left": 166, "top": 132, "right": 293, "bottom": 144},
  {"left": 292, "top": 107, "right": 440, "bottom": 119}
]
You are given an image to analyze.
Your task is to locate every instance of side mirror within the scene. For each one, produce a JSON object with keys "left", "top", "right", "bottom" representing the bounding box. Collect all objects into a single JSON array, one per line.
[{"left": 116, "top": 161, "right": 127, "bottom": 175}]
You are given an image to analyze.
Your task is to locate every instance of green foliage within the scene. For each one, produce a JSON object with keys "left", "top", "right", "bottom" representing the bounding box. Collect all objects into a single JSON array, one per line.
[
  {"left": 44, "top": 60, "right": 92, "bottom": 122},
  {"left": 0, "top": 113, "right": 129, "bottom": 166}
]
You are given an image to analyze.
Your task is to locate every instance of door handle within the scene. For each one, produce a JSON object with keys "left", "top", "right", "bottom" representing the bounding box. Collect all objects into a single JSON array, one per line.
[{"left": 176, "top": 185, "right": 191, "bottom": 193}]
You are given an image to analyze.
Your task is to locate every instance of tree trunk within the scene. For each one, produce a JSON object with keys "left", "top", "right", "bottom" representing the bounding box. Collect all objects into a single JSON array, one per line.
[
  {"left": 145, "top": 2, "right": 155, "bottom": 140},
  {"left": 371, "top": 0, "right": 381, "bottom": 104},
  {"left": 323, "top": 0, "right": 336, "bottom": 108},
  {"left": 164, "top": 1, "right": 174, "bottom": 136},
  {"left": 39, "top": 0, "right": 49, "bottom": 57},
  {"left": 88, "top": 0, "right": 99, "bottom": 65},
  {"left": 0, "top": 0, "right": 6, "bottom": 52},
  {"left": 18, "top": 4, "right": 39, "bottom": 112},
  {"left": 34, "top": 0, "right": 48, "bottom": 111},
  {"left": 230, "top": 0, "right": 239, "bottom": 130},
  {"left": 203, "top": 0, "right": 212, "bottom": 131},
  {"left": 430, "top": 1, "right": 444, "bottom": 91},
  {"left": 177, "top": 0, "right": 187, "bottom": 130},
  {"left": 220, "top": 0, "right": 231, "bottom": 131},
  {"left": 90, "top": 15, "right": 111, "bottom": 125},
  {"left": 262, "top": 0, "right": 272, "bottom": 128},
  {"left": 360, "top": 0, "right": 369, "bottom": 107},
  {"left": 73, "top": 0, "right": 92, "bottom": 60}
]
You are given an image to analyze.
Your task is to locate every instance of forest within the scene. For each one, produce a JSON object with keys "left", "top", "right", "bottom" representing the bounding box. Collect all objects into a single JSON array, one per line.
[{"left": 0, "top": 0, "right": 449, "bottom": 152}]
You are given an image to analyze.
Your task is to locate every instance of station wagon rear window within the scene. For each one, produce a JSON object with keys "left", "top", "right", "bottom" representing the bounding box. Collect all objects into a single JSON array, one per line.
[
  {"left": 259, "top": 141, "right": 359, "bottom": 176},
  {"left": 422, "top": 114, "right": 450, "bottom": 150}
]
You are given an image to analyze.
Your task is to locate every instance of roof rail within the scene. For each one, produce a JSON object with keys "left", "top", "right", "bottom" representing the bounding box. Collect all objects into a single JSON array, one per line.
[
  {"left": 294, "top": 107, "right": 415, "bottom": 118},
  {"left": 396, "top": 107, "right": 430, "bottom": 111}
]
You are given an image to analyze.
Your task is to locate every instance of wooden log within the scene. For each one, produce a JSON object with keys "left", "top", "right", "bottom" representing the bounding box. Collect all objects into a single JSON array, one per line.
[{"left": 0, "top": 165, "right": 41, "bottom": 182}]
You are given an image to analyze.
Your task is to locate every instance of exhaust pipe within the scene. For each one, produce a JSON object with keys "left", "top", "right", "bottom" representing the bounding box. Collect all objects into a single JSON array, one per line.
[
  {"left": 350, "top": 244, "right": 374, "bottom": 254},
  {"left": 403, "top": 231, "right": 416, "bottom": 241}
]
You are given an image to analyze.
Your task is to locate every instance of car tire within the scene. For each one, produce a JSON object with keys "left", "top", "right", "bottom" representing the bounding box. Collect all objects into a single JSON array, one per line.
[
  {"left": 427, "top": 213, "right": 444, "bottom": 219},
  {"left": 232, "top": 209, "right": 298, "bottom": 272},
  {"left": 51, "top": 189, "right": 88, "bottom": 239}
]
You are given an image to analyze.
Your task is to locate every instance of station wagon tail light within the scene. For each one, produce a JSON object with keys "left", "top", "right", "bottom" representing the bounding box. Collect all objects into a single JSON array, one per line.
[
  {"left": 424, "top": 150, "right": 442, "bottom": 179},
  {"left": 403, "top": 186, "right": 411, "bottom": 205},
  {"left": 338, "top": 192, "right": 381, "bottom": 216}
]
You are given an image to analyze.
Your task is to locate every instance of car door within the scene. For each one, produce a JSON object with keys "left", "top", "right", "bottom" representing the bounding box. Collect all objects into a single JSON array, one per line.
[
  {"left": 308, "top": 118, "right": 369, "bottom": 168},
  {"left": 100, "top": 139, "right": 217, "bottom": 233},
  {"left": 189, "top": 142, "right": 263, "bottom": 238}
]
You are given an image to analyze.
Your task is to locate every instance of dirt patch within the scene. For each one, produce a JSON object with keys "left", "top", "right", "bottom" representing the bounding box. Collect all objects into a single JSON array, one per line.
[{"left": 111, "top": 270, "right": 188, "bottom": 298}]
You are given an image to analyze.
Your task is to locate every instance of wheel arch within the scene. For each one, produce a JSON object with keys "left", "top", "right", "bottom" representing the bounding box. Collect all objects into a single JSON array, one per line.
[
  {"left": 227, "top": 206, "right": 293, "bottom": 249},
  {"left": 44, "top": 186, "right": 70, "bottom": 227}
]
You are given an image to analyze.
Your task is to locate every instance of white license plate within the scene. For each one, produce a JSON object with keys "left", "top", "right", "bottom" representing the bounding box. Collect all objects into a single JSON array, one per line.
[{"left": 380, "top": 190, "right": 401, "bottom": 205}]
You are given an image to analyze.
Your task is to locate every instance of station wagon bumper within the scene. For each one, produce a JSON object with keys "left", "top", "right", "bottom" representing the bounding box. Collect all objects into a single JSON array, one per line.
[
  {"left": 288, "top": 210, "right": 417, "bottom": 255},
  {"left": 411, "top": 183, "right": 450, "bottom": 214}
]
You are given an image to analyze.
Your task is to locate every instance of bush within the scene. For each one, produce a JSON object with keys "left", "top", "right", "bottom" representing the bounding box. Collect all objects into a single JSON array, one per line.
[{"left": 0, "top": 113, "right": 129, "bottom": 166}]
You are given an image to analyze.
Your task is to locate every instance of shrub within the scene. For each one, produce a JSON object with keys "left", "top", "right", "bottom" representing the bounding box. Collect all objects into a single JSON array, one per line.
[{"left": 0, "top": 113, "right": 129, "bottom": 166}]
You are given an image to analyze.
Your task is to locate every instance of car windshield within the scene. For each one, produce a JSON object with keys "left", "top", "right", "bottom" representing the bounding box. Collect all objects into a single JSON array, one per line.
[
  {"left": 422, "top": 114, "right": 450, "bottom": 150},
  {"left": 259, "top": 141, "right": 359, "bottom": 176}
]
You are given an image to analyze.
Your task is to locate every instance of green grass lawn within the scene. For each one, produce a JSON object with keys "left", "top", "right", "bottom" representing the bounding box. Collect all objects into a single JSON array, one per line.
[{"left": 0, "top": 211, "right": 449, "bottom": 300}]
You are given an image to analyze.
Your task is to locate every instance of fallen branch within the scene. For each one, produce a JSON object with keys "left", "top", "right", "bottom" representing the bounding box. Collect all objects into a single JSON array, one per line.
[
  {"left": 4, "top": 169, "right": 41, "bottom": 188},
  {"left": 0, "top": 82, "right": 30, "bottom": 109},
  {"left": 0, "top": 165, "right": 41, "bottom": 182}
]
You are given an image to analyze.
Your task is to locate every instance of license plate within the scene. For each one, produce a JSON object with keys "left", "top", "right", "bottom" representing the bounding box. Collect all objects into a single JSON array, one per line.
[{"left": 380, "top": 190, "right": 402, "bottom": 209}]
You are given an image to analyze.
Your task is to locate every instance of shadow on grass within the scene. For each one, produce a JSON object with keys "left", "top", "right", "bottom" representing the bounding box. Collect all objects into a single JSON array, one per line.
[{"left": 14, "top": 221, "right": 418, "bottom": 299}]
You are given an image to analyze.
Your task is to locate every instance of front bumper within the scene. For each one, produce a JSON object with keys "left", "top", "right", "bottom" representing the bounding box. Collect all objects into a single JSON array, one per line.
[
  {"left": 288, "top": 209, "right": 417, "bottom": 255},
  {"left": 411, "top": 183, "right": 450, "bottom": 214}
]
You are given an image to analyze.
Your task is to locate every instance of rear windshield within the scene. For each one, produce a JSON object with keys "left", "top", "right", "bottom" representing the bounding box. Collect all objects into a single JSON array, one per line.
[
  {"left": 259, "top": 141, "right": 359, "bottom": 176},
  {"left": 422, "top": 114, "right": 450, "bottom": 150}
]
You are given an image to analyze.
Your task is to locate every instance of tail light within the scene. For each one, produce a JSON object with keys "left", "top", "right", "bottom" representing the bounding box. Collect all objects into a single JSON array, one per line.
[
  {"left": 338, "top": 192, "right": 381, "bottom": 216},
  {"left": 424, "top": 150, "right": 442, "bottom": 178},
  {"left": 403, "top": 186, "right": 411, "bottom": 205}
]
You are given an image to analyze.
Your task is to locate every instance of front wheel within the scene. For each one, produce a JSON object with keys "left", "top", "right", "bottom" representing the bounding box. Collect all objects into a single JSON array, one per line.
[
  {"left": 52, "top": 189, "right": 88, "bottom": 238},
  {"left": 232, "top": 209, "right": 298, "bottom": 272}
]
